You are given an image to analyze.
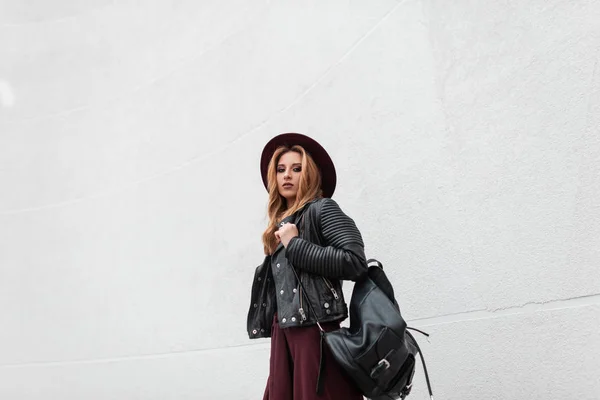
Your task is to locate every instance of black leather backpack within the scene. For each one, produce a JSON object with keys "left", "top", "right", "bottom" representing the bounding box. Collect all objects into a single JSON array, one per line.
[{"left": 291, "top": 259, "right": 434, "bottom": 400}]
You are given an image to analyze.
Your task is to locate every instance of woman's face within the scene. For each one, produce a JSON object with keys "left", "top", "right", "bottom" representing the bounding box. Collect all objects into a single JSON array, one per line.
[{"left": 277, "top": 151, "right": 302, "bottom": 204}]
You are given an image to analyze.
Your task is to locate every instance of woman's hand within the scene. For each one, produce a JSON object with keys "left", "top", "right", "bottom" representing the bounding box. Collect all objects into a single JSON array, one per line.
[{"left": 275, "top": 223, "right": 298, "bottom": 248}]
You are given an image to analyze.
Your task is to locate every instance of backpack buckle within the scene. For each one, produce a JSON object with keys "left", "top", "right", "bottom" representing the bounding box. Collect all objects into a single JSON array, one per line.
[{"left": 370, "top": 358, "right": 390, "bottom": 379}]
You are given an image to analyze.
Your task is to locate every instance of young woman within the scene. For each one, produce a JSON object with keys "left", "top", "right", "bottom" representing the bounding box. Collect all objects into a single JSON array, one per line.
[{"left": 247, "top": 133, "right": 367, "bottom": 400}]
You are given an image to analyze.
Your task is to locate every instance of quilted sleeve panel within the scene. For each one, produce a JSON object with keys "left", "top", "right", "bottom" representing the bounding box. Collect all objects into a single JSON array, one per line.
[{"left": 285, "top": 198, "right": 367, "bottom": 281}]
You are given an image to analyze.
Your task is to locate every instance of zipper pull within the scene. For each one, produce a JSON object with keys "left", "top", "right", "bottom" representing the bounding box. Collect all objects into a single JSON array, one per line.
[
  {"left": 330, "top": 287, "right": 339, "bottom": 300},
  {"left": 322, "top": 277, "right": 340, "bottom": 300},
  {"left": 299, "top": 308, "right": 307, "bottom": 321}
]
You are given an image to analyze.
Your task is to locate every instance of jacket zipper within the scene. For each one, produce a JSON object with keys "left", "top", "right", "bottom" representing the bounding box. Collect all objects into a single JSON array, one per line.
[
  {"left": 322, "top": 277, "right": 340, "bottom": 300},
  {"left": 298, "top": 276, "right": 307, "bottom": 323}
]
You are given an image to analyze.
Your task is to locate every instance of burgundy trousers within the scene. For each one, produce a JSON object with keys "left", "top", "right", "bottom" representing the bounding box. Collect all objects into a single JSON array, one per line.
[{"left": 262, "top": 314, "right": 364, "bottom": 400}]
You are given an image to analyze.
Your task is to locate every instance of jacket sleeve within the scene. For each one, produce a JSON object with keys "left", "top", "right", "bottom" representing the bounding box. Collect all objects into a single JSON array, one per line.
[{"left": 285, "top": 198, "right": 367, "bottom": 281}]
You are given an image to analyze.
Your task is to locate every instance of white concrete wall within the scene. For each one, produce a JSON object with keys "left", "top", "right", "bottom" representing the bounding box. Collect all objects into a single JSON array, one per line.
[{"left": 1, "top": 1, "right": 599, "bottom": 399}]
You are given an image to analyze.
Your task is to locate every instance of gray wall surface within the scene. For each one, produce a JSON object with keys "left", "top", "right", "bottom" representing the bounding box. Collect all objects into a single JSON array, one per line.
[{"left": 1, "top": 1, "right": 599, "bottom": 399}]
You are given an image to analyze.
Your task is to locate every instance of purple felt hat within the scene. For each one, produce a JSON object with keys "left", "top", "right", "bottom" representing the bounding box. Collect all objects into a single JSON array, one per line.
[{"left": 260, "top": 133, "right": 337, "bottom": 198}]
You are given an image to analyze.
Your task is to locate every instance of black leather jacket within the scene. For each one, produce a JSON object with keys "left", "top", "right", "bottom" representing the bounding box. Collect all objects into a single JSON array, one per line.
[{"left": 247, "top": 198, "right": 367, "bottom": 338}]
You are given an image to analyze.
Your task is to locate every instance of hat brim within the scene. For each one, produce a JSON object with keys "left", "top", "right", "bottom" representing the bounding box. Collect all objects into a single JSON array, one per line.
[{"left": 260, "top": 133, "right": 336, "bottom": 198}]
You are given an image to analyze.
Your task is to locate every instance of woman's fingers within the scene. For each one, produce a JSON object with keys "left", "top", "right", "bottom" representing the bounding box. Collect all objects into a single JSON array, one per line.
[{"left": 275, "top": 223, "right": 298, "bottom": 248}]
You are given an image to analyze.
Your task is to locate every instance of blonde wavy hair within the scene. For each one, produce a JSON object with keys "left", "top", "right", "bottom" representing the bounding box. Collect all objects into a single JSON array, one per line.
[{"left": 262, "top": 145, "right": 323, "bottom": 255}]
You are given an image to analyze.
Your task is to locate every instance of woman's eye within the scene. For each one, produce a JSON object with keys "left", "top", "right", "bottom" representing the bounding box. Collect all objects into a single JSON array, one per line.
[
  {"left": 293, "top": 167, "right": 302, "bottom": 172},
  {"left": 277, "top": 169, "right": 285, "bottom": 173}
]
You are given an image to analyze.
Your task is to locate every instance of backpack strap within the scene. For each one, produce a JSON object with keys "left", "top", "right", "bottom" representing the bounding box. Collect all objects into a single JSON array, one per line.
[
  {"left": 367, "top": 258, "right": 384, "bottom": 269},
  {"left": 366, "top": 259, "right": 399, "bottom": 308},
  {"left": 406, "top": 330, "right": 434, "bottom": 400}
]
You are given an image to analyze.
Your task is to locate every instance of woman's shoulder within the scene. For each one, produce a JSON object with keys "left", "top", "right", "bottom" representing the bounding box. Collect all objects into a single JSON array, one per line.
[
  {"left": 307, "top": 197, "right": 338, "bottom": 207},
  {"left": 304, "top": 197, "right": 336, "bottom": 212},
  {"left": 304, "top": 197, "right": 345, "bottom": 219}
]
